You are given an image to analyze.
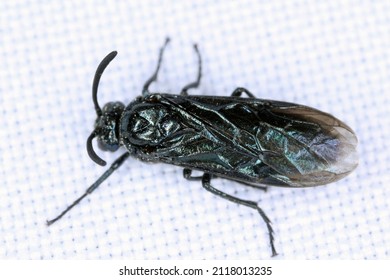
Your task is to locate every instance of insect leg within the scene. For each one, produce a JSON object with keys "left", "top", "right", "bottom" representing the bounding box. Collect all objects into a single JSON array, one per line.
[
  {"left": 237, "top": 181, "right": 268, "bottom": 192},
  {"left": 184, "top": 168, "right": 267, "bottom": 192},
  {"left": 184, "top": 168, "right": 277, "bottom": 256},
  {"left": 231, "top": 87, "right": 255, "bottom": 98},
  {"left": 183, "top": 168, "right": 203, "bottom": 180},
  {"left": 142, "top": 38, "right": 170, "bottom": 96},
  {"left": 180, "top": 44, "right": 202, "bottom": 96},
  {"left": 46, "top": 152, "right": 130, "bottom": 225}
]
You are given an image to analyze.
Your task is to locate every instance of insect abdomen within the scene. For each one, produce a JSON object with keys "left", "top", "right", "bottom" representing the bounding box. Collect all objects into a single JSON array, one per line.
[{"left": 257, "top": 105, "right": 358, "bottom": 187}]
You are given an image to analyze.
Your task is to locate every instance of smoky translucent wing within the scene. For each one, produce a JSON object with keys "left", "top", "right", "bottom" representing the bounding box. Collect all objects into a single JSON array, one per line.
[{"left": 143, "top": 94, "right": 358, "bottom": 187}]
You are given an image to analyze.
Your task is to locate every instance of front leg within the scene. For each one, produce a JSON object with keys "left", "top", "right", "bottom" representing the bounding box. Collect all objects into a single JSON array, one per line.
[
  {"left": 47, "top": 152, "right": 130, "bottom": 225},
  {"left": 142, "top": 38, "right": 170, "bottom": 96}
]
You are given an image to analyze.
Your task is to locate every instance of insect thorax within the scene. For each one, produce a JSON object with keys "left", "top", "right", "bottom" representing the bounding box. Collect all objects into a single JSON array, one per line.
[{"left": 119, "top": 95, "right": 183, "bottom": 159}]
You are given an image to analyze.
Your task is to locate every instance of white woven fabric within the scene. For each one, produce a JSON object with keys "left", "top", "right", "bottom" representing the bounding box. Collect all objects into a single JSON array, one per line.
[{"left": 1, "top": 0, "right": 389, "bottom": 259}]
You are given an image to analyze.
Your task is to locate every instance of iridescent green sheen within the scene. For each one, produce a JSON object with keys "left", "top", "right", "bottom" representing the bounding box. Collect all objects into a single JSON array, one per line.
[{"left": 120, "top": 94, "right": 358, "bottom": 188}]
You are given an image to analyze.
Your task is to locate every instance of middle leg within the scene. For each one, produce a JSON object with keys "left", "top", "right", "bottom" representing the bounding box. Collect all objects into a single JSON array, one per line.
[
  {"left": 183, "top": 168, "right": 277, "bottom": 256},
  {"left": 180, "top": 44, "right": 202, "bottom": 96},
  {"left": 231, "top": 87, "right": 255, "bottom": 98}
]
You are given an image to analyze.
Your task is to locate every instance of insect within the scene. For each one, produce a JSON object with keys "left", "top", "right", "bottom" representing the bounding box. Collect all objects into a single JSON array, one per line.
[{"left": 47, "top": 38, "right": 358, "bottom": 256}]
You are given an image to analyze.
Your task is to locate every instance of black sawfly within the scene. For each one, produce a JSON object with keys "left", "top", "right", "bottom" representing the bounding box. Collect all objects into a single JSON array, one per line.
[{"left": 47, "top": 38, "right": 358, "bottom": 257}]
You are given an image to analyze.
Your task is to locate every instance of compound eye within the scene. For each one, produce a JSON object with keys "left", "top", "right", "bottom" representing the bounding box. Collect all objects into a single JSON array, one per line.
[
  {"left": 97, "top": 138, "right": 118, "bottom": 151},
  {"left": 97, "top": 139, "right": 110, "bottom": 151}
]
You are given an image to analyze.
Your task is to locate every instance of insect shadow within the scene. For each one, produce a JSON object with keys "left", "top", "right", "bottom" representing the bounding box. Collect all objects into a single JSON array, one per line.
[{"left": 47, "top": 38, "right": 358, "bottom": 257}]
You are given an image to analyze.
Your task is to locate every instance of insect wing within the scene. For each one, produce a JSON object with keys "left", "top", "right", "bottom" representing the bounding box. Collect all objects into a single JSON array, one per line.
[{"left": 131, "top": 94, "right": 358, "bottom": 187}]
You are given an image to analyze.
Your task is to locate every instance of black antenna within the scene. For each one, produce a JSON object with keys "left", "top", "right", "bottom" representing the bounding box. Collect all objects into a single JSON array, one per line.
[
  {"left": 86, "top": 130, "right": 106, "bottom": 166},
  {"left": 87, "top": 51, "right": 118, "bottom": 166},
  {"left": 92, "top": 51, "right": 118, "bottom": 117}
]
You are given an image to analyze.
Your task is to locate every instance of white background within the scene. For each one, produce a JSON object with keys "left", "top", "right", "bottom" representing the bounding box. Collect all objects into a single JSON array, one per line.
[{"left": 1, "top": 0, "right": 389, "bottom": 259}]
